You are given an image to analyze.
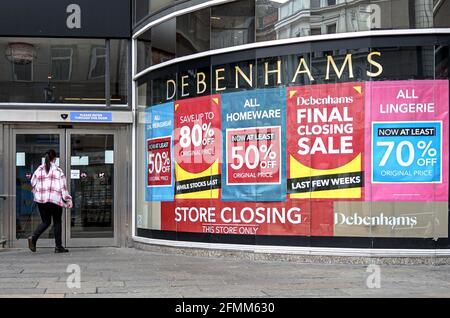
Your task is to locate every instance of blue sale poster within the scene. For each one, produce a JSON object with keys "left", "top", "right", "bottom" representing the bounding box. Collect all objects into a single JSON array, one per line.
[
  {"left": 372, "top": 121, "right": 442, "bottom": 183},
  {"left": 145, "top": 102, "right": 174, "bottom": 201},
  {"left": 221, "top": 88, "right": 286, "bottom": 201}
]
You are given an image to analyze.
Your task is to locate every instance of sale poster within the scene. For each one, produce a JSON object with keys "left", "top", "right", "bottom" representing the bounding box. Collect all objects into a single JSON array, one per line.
[
  {"left": 287, "top": 83, "right": 365, "bottom": 199},
  {"left": 174, "top": 95, "right": 221, "bottom": 199},
  {"left": 365, "top": 80, "right": 449, "bottom": 201},
  {"left": 145, "top": 102, "right": 174, "bottom": 201},
  {"left": 221, "top": 88, "right": 286, "bottom": 202}
]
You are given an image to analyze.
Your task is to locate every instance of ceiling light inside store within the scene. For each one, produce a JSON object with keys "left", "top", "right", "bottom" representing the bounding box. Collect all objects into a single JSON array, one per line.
[{"left": 210, "top": 16, "right": 221, "bottom": 20}]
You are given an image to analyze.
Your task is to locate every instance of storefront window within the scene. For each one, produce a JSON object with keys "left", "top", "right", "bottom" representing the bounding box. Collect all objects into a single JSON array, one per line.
[
  {"left": 152, "top": 19, "right": 176, "bottom": 65},
  {"left": 372, "top": 46, "right": 435, "bottom": 81},
  {"left": 253, "top": 0, "right": 449, "bottom": 43},
  {"left": 211, "top": 0, "right": 255, "bottom": 50},
  {"left": 134, "top": 0, "right": 150, "bottom": 24},
  {"left": 434, "top": 0, "right": 450, "bottom": 27},
  {"left": 133, "top": 0, "right": 175, "bottom": 25},
  {"left": 0, "top": 38, "right": 128, "bottom": 105},
  {"left": 110, "top": 39, "right": 128, "bottom": 104},
  {"left": 137, "top": 29, "right": 152, "bottom": 73},
  {"left": 135, "top": 39, "right": 450, "bottom": 248},
  {"left": 176, "top": 8, "right": 210, "bottom": 58},
  {"left": 435, "top": 45, "right": 449, "bottom": 79}
]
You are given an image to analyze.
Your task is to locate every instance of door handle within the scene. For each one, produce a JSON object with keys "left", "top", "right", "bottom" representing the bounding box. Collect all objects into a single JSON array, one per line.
[{"left": 0, "top": 195, "right": 7, "bottom": 200}]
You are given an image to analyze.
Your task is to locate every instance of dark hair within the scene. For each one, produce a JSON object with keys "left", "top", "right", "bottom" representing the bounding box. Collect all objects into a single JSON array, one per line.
[{"left": 45, "top": 149, "right": 57, "bottom": 173}]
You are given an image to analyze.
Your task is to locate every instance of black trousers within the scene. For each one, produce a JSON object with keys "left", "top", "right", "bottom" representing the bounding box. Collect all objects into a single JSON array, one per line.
[{"left": 32, "top": 202, "right": 63, "bottom": 248}]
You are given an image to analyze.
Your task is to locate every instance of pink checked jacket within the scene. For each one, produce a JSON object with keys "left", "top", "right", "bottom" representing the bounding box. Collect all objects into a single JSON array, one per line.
[{"left": 31, "top": 163, "right": 73, "bottom": 208}]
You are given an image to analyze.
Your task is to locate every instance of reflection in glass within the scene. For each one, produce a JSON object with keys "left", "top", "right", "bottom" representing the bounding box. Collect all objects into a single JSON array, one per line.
[
  {"left": 137, "top": 29, "right": 152, "bottom": 73},
  {"left": 134, "top": 0, "right": 150, "bottom": 24},
  {"left": 435, "top": 45, "right": 449, "bottom": 79},
  {"left": 133, "top": 0, "right": 174, "bottom": 25},
  {"left": 434, "top": 0, "right": 450, "bottom": 27},
  {"left": 152, "top": 19, "right": 176, "bottom": 64},
  {"left": 110, "top": 39, "right": 128, "bottom": 104},
  {"left": 255, "top": 0, "right": 441, "bottom": 43},
  {"left": 152, "top": 69, "right": 177, "bottom": 105},
  {"left": 256, "top": 0, "right": 279, "bottom": 42},
  {"left": 372, "top": 46, "right": 434, "bottom": 81},
  {"left": 0, "top": 38, "right": 106, "bottom": 103},
  {"left": 211, "top": 0, "right": 255, "bottom": 49},
  {"left": 176, "top": 8, "right": 210, "bottom": 57},
  {"left": 15, "top": 134, "right": 60, "bottom": 240},
  {"left": 70, "top": 135, "right": 114, "bottom": 239}
]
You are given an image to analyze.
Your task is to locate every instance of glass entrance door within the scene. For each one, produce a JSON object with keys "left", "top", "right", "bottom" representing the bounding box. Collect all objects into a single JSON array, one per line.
[
  {"left": 13, "top": 130, "right": 65, "bottom": 248},
  {"left": 66, "top": 130, "right": 116, "bottom": 247},
  {"left": 11, "top": 128, "right": 118, "bottom": 248}
]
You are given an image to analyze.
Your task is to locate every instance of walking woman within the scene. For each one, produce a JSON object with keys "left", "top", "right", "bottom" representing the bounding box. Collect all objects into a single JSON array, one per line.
[{"left": 28, "top": 149, "right": 72, "bottom": 253}]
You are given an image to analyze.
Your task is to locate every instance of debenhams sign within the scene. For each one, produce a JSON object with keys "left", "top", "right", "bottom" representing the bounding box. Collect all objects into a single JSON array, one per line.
[{"left": 164, "top": 52, "right": 383, "bottom": 101}]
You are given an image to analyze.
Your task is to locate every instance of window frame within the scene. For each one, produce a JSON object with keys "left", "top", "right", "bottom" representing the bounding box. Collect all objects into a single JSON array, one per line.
[{"left": 50, "top": 46, "right": 74, "bottom": 82}]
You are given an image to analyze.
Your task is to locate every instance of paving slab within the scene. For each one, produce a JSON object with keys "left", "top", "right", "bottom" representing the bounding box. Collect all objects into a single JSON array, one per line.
[{"left": 1, "top": 247, "right": 449, "bottom": 298}]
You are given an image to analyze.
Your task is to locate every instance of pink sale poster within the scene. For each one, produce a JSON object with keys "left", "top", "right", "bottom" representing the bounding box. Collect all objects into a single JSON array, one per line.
[{"left": 365, "top": 80, "right": 449, "bottom": 201}]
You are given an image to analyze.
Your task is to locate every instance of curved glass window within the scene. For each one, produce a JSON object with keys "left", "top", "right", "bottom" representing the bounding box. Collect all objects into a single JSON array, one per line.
[
  {"left": 135, "top": 0, "right": 450, "bottom": 70},
  {"left": 210, "top": 0, "right": 255, "bottom": 49},
  {"left": 134, "top": 0, "right": 175, "bottom": 25},
  {"left": 135, "top": 36, "right": 450, "bottom": 249},
  {"left": 176, "top": 8, "right": 210, "bottom": 57}
]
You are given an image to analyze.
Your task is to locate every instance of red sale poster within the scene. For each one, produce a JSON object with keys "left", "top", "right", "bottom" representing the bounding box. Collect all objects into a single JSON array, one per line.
[
  {"left": 174, "top": 95, "right": 221, "bottom": 199},
  {"left": 287, "top": 83, "right": 364, "bottom": 199},
  {"left": 147, "top": 136, "right": 172, "bottom": 187}
]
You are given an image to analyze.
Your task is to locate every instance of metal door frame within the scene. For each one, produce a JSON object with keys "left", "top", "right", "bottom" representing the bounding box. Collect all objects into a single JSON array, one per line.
[
  {"left": 65, "top": 129, "right": 119, "bottom": 247},
  {"left": 10, "top": 129, "right": 66, "bottom": 248}
]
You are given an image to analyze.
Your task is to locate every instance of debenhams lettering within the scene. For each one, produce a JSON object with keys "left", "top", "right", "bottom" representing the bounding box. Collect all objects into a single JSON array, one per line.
[
  {"left": 165, "top": 52, "right": 383, "bottom": 100},
  {"left": 334, "top": 213, "right": 418, "bottom": 229}
]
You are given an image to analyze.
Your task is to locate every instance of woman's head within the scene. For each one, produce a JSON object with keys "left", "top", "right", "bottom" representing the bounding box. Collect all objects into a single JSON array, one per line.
[{"left": 44, "top": 149, "right": 57, "bottom": 173}]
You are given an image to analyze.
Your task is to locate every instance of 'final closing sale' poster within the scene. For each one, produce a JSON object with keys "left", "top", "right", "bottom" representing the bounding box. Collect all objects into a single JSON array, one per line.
[{"left": 287, "top": 83, "right": 365, "bottom": 199}]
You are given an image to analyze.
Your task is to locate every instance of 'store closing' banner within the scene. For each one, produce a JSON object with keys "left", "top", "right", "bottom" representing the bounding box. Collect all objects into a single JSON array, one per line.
[
  {"left": 145, "top": 102, "right": 174, "bottom": 201},
  {"left": 174, "top": 95, "right": 221, "bottom": 199},
  {"left": 161, "top": 200, "right": 334, "bottom": 236},
  {"left": 365, "top": 80, "right": 449, "bottom": 201},
  {"left": 287, "top": 83, "right": 364, "bottom": 199},
  {"left": 221, "top": 88, "right": 286, "bottom": 201}
]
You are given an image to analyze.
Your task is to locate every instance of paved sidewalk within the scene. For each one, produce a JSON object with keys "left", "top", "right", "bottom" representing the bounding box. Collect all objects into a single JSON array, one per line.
[{"left": 0, "top": 247, "right": 449, "bottom": 298}]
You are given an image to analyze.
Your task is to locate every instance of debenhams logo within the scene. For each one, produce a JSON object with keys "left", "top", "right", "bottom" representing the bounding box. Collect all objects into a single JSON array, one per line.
[{"left": 334, "top": 212, "right": 418, "bottom": 229}]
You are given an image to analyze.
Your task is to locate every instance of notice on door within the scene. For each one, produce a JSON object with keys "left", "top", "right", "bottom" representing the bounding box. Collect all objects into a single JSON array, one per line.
[
  {"left": 71, "top": 169, "right": 80, "bottom": 179},
  {"left": 70, "top": 112, "right": 112, "bottom": 122}
]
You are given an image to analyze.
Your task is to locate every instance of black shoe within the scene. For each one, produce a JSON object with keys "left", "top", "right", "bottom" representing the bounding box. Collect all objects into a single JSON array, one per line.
[
  {"left": 27, "top": 237, "right": 36, "bottom": 252},
  {"left": 55, "top": 246, "right": 69, "bottom": 253}
]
